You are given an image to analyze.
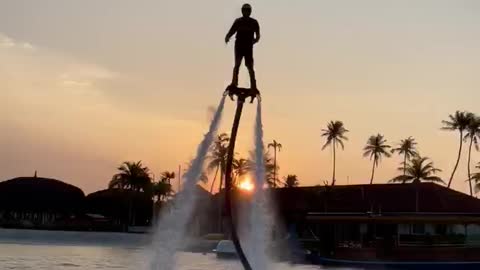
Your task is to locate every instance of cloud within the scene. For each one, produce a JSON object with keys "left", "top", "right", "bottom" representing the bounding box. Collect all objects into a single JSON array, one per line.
[
  {"left": 0, "top": 33, "right": 35, "bottom": 50},
  {"left": 61, "top": 80, "right": 92, "bottom": 87},
  {"left": 58, "top": 63, "right": 116, "bottom": 90},
  {"left": 0, "top": 32, "right": 118, "bottom": 103},
  {"left": 0, "top": 34, "right": 15, "bottom": 47}
]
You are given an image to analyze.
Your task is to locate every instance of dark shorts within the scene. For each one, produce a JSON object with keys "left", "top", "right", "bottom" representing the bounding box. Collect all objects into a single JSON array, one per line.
[{"left": 235, "top": 42, "right": 253, "bottom": 67}]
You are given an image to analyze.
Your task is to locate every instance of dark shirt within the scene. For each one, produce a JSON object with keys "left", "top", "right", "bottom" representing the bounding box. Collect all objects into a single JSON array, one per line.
[{"left": 227, "top": 17, "right": 259, "bottom": 45}]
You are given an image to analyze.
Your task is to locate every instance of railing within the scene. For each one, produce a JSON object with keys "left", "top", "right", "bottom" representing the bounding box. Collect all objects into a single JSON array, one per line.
[{"left": 398, "top": 234, "right": 467, "bottom": 247}]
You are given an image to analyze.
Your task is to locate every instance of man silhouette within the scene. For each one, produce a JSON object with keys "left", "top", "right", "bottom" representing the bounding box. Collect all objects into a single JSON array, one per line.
[{"left": 225, "top": 3, "right": 260, "bottom": 90}]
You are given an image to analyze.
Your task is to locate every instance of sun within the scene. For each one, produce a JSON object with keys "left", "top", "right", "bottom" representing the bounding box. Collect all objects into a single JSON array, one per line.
[{"left": 238, "top": 177, "right": 254, "bottom": 192}]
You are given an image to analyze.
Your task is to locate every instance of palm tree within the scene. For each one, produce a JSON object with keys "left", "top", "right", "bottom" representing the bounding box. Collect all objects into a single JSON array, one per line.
[
  {"left": 208, "top": 166, "right": 220, "bottom": 193},
  {"left": 109, "top": 161, "right": 152, "bottom": 192},
  {"left": 465, "top": 115, "right": 480, "bottom": 196},
  {"left": 263, "top": 153, "right": 277, "bottom": 187},
  {"left": 363, "top": 134, "right": 391, "bottom": 184},
  {"left": 160, "top": 171, "right": 175, "bottom": 184},
  {"left": 207, "top": 133, "right": 229, "bottom": 193},
  {"left": 108, "top": 161, "right": 152, "bottom": 226},
  {"left": 284, "top": 174, "right": 299, "bottom": 188},
  {"left": 154, "top": 171, "right": 175, "bottom": 202},
  {"left": 390, "top": 156, "right": 444, "bottom": 184},
  {"left": 151, "top": 175, "right": 173, "bottom": 225},
  {"left": 268, "top": 140, "right": 282, "bottom": 188},
  {"left": 206, "top": 133, "right": 230, "bottom": 234},
  {"left": 321, "top": 121, "right": 349, "bottom": 186},
  {"left": 472, "top": 162, "right": 480, "bottom": 194},
  {"left": 391, "top": 137, "right": 419, "bottom": 180},
  {"left": 232, "top": 158, "right": 249, "bottom": 184},
  {"left": 152, "top": 178, "right": 173, "bottom": 202},
  {"left": 246, "top": 150, "right": 277, "bottom": 187},
  {"left": 442, "top": 111, "right": 474, "bottom": 188}
]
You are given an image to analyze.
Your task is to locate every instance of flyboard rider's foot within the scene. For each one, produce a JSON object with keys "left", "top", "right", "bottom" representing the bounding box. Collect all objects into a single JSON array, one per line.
[
  {"left": 225, "top": 84, "right": 236, "bottom": 101},
  {"left": 250, "top": 87, "right": 260, "bottom": 103}
]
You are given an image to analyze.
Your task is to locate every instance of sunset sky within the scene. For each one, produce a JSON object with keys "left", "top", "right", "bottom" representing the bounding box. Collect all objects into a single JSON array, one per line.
[{"left": 1, "top": 0, "right": 480, "bottom": 194}]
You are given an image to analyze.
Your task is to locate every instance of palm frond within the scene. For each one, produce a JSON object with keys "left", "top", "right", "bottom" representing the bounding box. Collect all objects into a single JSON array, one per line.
[
  {"left": 321, "top": 120, "right": 348, "bottom": 150},
  {"left": 337, "top": 139, "right": 345, "bottom": 150},
  {"left": 321, "top": 138, "right": 332, "bottom": 150},
  {"left": 423, "top": 176, "right": 445, "bottom": 184},
  {"left": 396, "top": 156, "right": 442, "bottom": 184},
  {"left": 442, "top": 111, "right": 474, "bottom": 131},
  {"left": 389, "top": 175, "right": 412, "bottom": 183},
  {"left": 471, "top": 172, "right": 480, "bottom": 183},
  {"left": 363, "top": 134, "right": 391, "bottom": 163},
  {"left": 284, "top": 174, "right": 299, "bottom": 188}
]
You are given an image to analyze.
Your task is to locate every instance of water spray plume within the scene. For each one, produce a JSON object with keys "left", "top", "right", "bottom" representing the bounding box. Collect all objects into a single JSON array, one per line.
[
  {"left": 245, "top": 100, "right": 272, "bottom": 270},
  {"left": 148, "top": 95, "right": 226, "bottom": 270}
]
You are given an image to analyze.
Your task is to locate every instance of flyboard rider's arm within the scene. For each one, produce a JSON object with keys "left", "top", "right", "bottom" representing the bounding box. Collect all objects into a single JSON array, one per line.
[
  {"left": 254, "top": 20, "right": 260, "bottom": 44},
  {"left": 225, "top": 19, "right": 239, "bottom": 43}
]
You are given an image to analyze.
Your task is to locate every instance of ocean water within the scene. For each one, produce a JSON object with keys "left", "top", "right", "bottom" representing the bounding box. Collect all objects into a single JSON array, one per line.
[{"left": 0, "top": 229, "right": 321, "bottom": 270}]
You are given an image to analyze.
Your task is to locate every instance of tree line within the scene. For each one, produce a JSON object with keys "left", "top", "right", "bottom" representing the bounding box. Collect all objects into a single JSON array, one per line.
[
  {"left": 321, "top": 111, "right": 480, "bottom": 196},
  {"left": 105, "top": 134, "right": 300, "bottom": 206},
  {"left": 105, "top": 110, "right": 480, "bottom": 202}
]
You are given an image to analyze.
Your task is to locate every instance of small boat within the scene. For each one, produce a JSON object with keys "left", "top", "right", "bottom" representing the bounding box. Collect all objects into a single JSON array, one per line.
[{"left": 213, "top": 240, "right": 237, "bottom": 259}]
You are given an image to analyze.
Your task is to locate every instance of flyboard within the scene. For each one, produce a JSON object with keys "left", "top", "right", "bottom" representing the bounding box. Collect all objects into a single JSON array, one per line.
[{"left": 225, "top": 85, "right": 261, "bottom": 103}]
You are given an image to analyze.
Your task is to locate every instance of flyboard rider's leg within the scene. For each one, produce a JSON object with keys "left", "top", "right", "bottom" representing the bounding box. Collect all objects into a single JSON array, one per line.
[
  {"left": 228, "top": 42, "right": 243, "bottom": 100},
  {"left": 245, "top": 46, "right": 256, "bottom": 89},
  {"left": 244, "top": 45, "right": 259, "bottom": 103},
  {"left": 226, "top": 43, "right": 259, "bottom": 103}
]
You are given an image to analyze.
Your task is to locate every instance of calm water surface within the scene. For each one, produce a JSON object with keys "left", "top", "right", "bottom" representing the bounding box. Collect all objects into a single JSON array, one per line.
[{"left": 0, "top": 229, "right": 325, "bottom": 270}]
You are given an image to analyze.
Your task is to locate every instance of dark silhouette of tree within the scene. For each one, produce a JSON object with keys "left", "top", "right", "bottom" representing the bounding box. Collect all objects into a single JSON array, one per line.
[
  {"left": 232, "top": 157, "right": 249, "bottom": 185},
  {"left": 246, "top": 150, "right": 277, "bottom": 187},
  {"left": 152, "top": 180, "right": 172, "bottom": 203},
  {"left": 108, "top": 161, "right": 152, "bottom": 226},
  {"left": 160, "top": 171, "right": 175, "bottom": 184},
  {"left": 390, "top": 156, "right": 444, "bottom": 184},
  {"left": 391, "top": 137, "right": 419, "bottom": 181},
  {"left": 321, "top": 121, "right": 349, "bottom": 186},
  {"left": 267, "top": 140, "right": 282, "bottom": 188},
  {"left": 265, "top": 162, "right": 277, "bottom": 187},
  {"left": 472, "top": 162, "right": 480, "bottom": 194},
  {"left": 442, "top": 111, "right": 474, "bottom": 188},
  {"left": 284, "top": 174, "right": 299, "bottom": 188},
  {"left": 109, "top": 161, "right": 151, "bottom": 192},
  {"left": 363, "top": 134, "right": 391, "bottom": 184},
  {"left": 207, "top": 133, "right": 230, "bottom": 236},
  {"left": 465, "top": 115, "right": 480, "bottom": 196},
  {"left": 207, "top": 133, "right": 229, "bottom": 193},
  {"left": 209, "top": 166, "right": 220, "bottom": 194},
  {"left": 153, "top": 171, "right": 175, "bottom": 202}
]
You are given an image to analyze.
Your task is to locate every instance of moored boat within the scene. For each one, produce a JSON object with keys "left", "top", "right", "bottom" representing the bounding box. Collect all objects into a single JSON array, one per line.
[{"left": 213, "top": 240, "right": 237, "bottom": 259}]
